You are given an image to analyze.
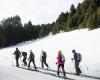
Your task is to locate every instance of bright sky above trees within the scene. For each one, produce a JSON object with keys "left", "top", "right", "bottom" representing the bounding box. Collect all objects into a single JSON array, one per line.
[{"left": 0, "top": 0, "right": 83, "bottom": 24}]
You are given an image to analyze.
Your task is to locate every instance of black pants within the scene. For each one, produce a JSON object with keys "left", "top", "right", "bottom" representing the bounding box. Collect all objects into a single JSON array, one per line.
[
  {"left": 23, "top": 57, "right": 27, "bottom": 66},
  {"left": 28, "top": 59, "right": 36, "bottom": 69},
  {"left": 57, "top": 64, "right": 65, "bottom": 76},
  {"left": 75, "top": 60, "right": 81, "bottom": 75},
  {"left": 41, "top": 58, "right": 48, "bottom": 68},
  {"left": 15, "top": 57, "right": 19, "bottom": 67}
]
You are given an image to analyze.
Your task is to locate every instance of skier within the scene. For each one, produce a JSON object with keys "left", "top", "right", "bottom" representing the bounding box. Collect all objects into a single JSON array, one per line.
[
  {"left": 28, "top": 50, "right": 37, "bottom": 69},
  {"left": 56, "top": 50, "right": 66, "bottom": 77},
  {"left": 21, "top": 51, "right": 27, "bottom": 66},
  {"left": 40, "top": 50, "right": 49, "bottom": 69},
  {"left": 14, "top": 48, "right": 21, "bottom": 67},
  {"left": 72, "top": 49, "right": 82, "bottom": 75}
]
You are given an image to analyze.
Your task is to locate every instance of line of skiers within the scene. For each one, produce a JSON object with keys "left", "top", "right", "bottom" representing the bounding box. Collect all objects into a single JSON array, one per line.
[
  {"left": 13, "top": 48, "right": 82, "bottom": 77},
  {"left": 13, "top": 48, "right": 49, "bottom": 70}
]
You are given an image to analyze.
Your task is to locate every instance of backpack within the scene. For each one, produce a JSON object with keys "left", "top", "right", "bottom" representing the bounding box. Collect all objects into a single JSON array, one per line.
[
  {"left": 77, "top": 53, "right": 82, "bottom": 61},
  {"left": 43, "top": 52, "right": 47, "bottom": 58},
  {"left": 62, "top": 55, "right": 65, "bottom": 62},
  {"left": 22, "top": 52, "right": 27, "bottom": 57}
]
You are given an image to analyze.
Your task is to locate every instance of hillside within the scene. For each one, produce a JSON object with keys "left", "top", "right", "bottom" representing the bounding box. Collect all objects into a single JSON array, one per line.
[{"left": 0, "top": 28, "right": 100, "bottom": 80}]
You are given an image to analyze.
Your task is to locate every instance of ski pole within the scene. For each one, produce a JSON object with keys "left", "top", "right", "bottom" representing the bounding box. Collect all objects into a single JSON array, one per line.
[
  {"left": 79, "top": 64, "right": 85, "bottom": 75},
  {"left": 12, "top": 53, "right": 14, "bottom": 66},
  {"left": 84, "top": 63, "right": 89, "bottom": 70},
  {"left": 71, "top": 59, "right": 75, "bottom": 72}
]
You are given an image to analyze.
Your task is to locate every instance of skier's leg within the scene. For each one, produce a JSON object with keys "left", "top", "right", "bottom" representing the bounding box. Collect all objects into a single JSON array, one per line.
[
  {"left": 23, "top": 57, "right": 25, "bottom": 66},
  {"left": 24, "top": 57, "right": 27, "bottom": 66},
  {"left": 28, "top": 60, "right": 31, "bottom": 68},
  {"left": 42, "top": 60, "right": 44, "bottom": 68},
  {"left": 75, "top": 61, "right": 79, "bottom": 75},
  {"left": 32, "top": 60, "right": 36, "bottom": 69},
  {"left": 78, "top": 61, "right": 81, "bottom": 74},
  {"left": 61, "top": 64, "right": 66, "bottom": 76},
  {"left": 44, "top": 59, "right": 48, "bottom": 68},
  {"left": 57, "top": 64, "right": 60, "bottom": 76},
  {"left": 16, "top": 57, "right": 19, "bottom": 67}
]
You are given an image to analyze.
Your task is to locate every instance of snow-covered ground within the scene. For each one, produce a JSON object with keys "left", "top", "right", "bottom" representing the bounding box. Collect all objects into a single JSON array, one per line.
[{"left": 0, "top": 28, "right": 100, "bottom": 80}]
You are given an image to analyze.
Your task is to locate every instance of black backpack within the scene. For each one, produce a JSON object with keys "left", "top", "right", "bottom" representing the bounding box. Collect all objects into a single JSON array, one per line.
[
  {"left": 77, "top": 53, "right": 82, "bottom": 61},
  {"left": 22, "top": 52, "right": 27, "bottom": 57}
]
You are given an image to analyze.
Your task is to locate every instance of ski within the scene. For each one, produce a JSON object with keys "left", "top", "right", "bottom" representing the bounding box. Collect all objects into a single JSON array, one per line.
[
  {"left": 37, "top": 67, "right": 100, "bottom": 80},
  {"left": 18, "top": 66, "right": 38, "bottom": 71},
  {"left": 15, "top": 66, "right": 100, "bottom": 80},
  {"left": 54, "top": 75, "right": 75, "bottom": 80},
  {"left": 17, "top": 66, "right": 75, "bottom": 80}
]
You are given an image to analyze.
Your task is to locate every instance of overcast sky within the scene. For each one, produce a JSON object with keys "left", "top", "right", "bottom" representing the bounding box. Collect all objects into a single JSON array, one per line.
[{"left": 0, "top": 0, "right": 83, "bottom": 25}]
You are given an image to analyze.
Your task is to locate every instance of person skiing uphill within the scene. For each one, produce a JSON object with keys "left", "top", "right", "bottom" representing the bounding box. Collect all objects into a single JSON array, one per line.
[
  {"left": 40, "top": 50, "right": 49, "bottom": 69},
  {"left": 21, "top": 51, "right": 27, "bottom": 66},
  {"left": 72, "top": 49, "right": 82, "bottom": 75},
  {"left": 28, "top": 50, "right": 37, "bottom": 69},
  {"left": 14, "top": 48, "right": 21, "bottom": 67},
  {"left": 56, "top": 50, "right": 66, "bottom": 77}
]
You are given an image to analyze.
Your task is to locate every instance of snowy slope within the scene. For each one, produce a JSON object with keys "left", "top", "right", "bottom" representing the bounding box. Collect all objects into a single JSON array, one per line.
[{"left": 0, "top": 29, "right": 100, "bottom": 80}]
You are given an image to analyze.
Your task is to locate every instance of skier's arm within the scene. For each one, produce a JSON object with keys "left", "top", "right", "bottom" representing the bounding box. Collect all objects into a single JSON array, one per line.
[
  {"left": 71, "top": 56, "right": 75, "bottom": 61},
  {"left": 71, "top": 58, "right": 74, "bottom": 61},
  {"left": 20, "top": 51, "right": 23, "bottom": 57},
  {"left": 71, "top": 53, "right": 76, "bottom": 61}
]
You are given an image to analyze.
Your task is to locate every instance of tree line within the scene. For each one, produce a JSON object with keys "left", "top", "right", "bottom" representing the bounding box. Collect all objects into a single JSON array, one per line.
[
  {"left": 0, "top": 16, "right": 53, "bottom": 48},
  {"left": 52, "top": 0, "right": 100, "bottom": 33},
  {"left": 0, "top": 0, "right": 100, "bottom": 48}
]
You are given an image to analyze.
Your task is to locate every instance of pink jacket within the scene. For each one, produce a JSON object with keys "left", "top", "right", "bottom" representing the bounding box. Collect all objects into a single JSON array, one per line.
[{"left": 56, "top": 55, "right": 64, "bottom": 64}]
